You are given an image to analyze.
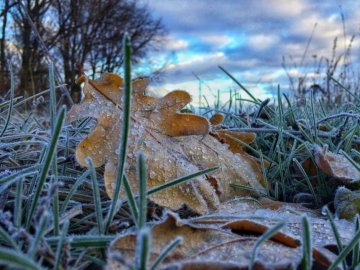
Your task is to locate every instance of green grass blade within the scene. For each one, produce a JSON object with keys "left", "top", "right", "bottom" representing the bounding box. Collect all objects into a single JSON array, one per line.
[
  {"left": 46, "top": 235, "right": 113, "bottom": 248},
  {"left": 150, "top": 236, "right": 182, "bottom": 270},
  {"left": 283, "top": 93, "right": 297, "bottom": 128},
  {"left": 147, "top": 166, "right": 218, "bottom": 195},
  {"left": 60, "top": 170, "right": 90, "bottom": 214},
  {"left": 54, "top": 220, "right": 69, "bottom": 270},
  {"left": 26, "top": 106, "right": 66, "bottom": 229},
  {"left": 328, "top": 226, "right": 360, "bottom": 270},
  {"left": 137, "top": 153, "right": 147, "bottom": 228},
  {"left": 329, "top": 76, "right": 360, "bottom": 103},
  {"left": 0, "top": 247, "right": 44, "bottom": 270},
  {"left": 277, "top": 85, "right": 283, "bottom": 124},
  {"left": 230, "top": 183, "right": 268, "bottom": 197},
  {"left": 119, "top": 167, "right": 219, "bottom": 208},
  {"left": 324, "top": 206, "right": 346, "bottom": 269},
  {"left": 218, "top": 65, "right": 260, "bottom": 104},
  {"left": 309, "top": 89, "right": 317, "bottom": 142},
  {"left": 352, "top": 149, "right": 360, "bottom": 159},
  {"left": 301, "top": 216, "right": 312, "bottom": 270},
  {"left": 259, "top": 150, "right": 270, "bottom": 196},
  {"left": 105, "top": 33, "right": 132, "bottom": 232},
  {"left": 28, "top": 213, "right": 49, "bottom": 257},
  {"left": 216, "top": 89, "right": 220, "bottom": 108},
  {"left": 14, "top": 177, "right": 23, "bottom": 228},
  {"left": 87, "top": 158, "right": 104, "bottom": 234},
  {"left": 274, "top": 182, "right": 279, "bottom": 200},
  {"left": 293, "top": 158, "right": 319, "bottom": 207},
  {"left": 83, "top": 255, "right": 106, "bottom": 267},
  {"left": 49, "top": 63, "right": 60, "bottom": 235},
  {"left": 224, "top": 133, "right": 273, "bottom": 163},
  {"left": 353, "top": 215, "right": 360, "bottom": 268},
  {"left": 123, "top": 174, "right": 139, "bottom": 226},
  {"left": 249, "top": 222, "right": 285, "bottom": 270},
  {"left": 340, "top": 150, "right": 360, "bottom": 172},
  {"left": 0, "top": 226, "right": 18, "bottom": 249},
  {"left": 0, "top": 165, "right": 41, "bottom": 185},
  {"left": 136, "top": 227, "right": 151, "bottom": 270},
  {"left": 51, "top": 173, "right": 60, "bottom": 236},
  {"left": 0, "top": 96, "right": 22, "bottom": 109}
]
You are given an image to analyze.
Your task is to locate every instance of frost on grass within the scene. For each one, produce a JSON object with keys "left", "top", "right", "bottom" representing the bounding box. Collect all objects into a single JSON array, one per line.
[{"left": 67, "top": 73, "right": 265, "bottom": 214}]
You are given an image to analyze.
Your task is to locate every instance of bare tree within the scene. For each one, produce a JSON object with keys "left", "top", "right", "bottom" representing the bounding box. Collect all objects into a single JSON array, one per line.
[
  {"left": 10, "top": 0, "right": 55, "bottom": 97},
  {"left": 1, "top": 0, "right": 165, "bottom": 101},
  {"left": 52, "top": 0, "right": 165, "bottom": 102}
]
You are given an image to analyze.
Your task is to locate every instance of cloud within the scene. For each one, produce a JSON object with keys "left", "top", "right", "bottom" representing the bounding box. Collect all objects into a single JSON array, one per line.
[
  {"left": 199, "top": 34, "right": 233, "bottom": 50},
  {"left": 163, "top": 36, "right": 189, "bottom": 51},
  {"left": 139, "top": 0, "right": 360, "bottom": 101},
  {"left": 247, "top": 34, "right": 280, "bottom": 51}
]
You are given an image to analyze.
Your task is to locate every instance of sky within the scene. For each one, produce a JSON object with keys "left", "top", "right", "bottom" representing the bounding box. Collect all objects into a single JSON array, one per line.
[{"left": 137, "top": 0, "right": 360, "bottom": 106}]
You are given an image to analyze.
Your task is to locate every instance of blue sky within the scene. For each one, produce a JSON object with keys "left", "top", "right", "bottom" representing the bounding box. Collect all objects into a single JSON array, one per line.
[{"left": 137, "top": 0, "right": 360, "bottom": 105}]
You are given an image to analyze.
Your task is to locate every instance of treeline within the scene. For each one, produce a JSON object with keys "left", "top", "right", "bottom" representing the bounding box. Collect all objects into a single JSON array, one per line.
[{"left": 0, "top": 0, "right": 165, "bottom": 102}]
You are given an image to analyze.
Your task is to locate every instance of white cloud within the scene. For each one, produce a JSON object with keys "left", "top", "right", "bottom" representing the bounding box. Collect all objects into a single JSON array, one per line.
[
  {"left": 267, "top": 0, "right": 308, "bottom": 17},
  {"left": 163, "top": 36, "right": 188, "bottom": 51},
  {"left": 163, "top": 51, "right": 226, "bottom": 75},
  {"left": 234, "top": 59, "right": 260, "bottom": 68},
  {"left": 248, "top": 34, "right": 279, "bottom": 51},
  {"left": 199, "top": 34, "right": 233, "bottom": 49},
  {"left": 286, "top": 69, "right": 321, "bottom": 80}
]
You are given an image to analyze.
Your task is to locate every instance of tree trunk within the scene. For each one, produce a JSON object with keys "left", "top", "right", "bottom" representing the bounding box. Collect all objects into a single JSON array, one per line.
[
  {"left": 0, "top": 0, "right": 9, "bottom": 96},
  {"left": 17, "top": 18, "right": 33, "bottom": 98},
  {"left": 16, "top": 0, "right": 50, "bottom": 98}
]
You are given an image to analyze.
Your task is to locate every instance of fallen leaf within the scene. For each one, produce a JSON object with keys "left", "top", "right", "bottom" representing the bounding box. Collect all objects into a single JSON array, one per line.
[
  {"left": 334, "top": 186, "right": 360, "bottom": 219},
  {"left": 224, "top": 219, "right": 300, "bottom": 248},
  {"left": 190, "top": 198, "right": 354, "bottom": 269},
  {"left": 68, "top": 73, "right": 266, "bottom": 214},
  {"left": 212, "top": 130, "right": 266, "bottom": 186},
  {"left": 209, "top": 113, "right": 224, "bottom": 126},
  {"left": 302, "top": 157, "right": 318, "bottom": 177},
  {"left": 108, "top": 202, "right": 355, "bottom": 269},
  {"left": 107, "top": 212, "right": 302, "bottom": 270},
  {"left": 152, "top": 90, "right": 210, "bottom": 137},
  {"left": 313, "top": 144, "right": 360, "bottom": 183}
]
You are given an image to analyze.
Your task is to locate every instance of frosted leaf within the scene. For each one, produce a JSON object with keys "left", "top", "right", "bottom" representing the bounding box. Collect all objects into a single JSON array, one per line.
[
  {"left": 314, "top": 144, "right": 360, "bottom": 183},
  {"left": 68, "top": 72, "right": 266, "bottom": 214},
  {"left": 334, "top": 186, "right": 360, "bottom": 219},
  {"left": 107, "top": 211, "right": 303, "bottom": 269}
]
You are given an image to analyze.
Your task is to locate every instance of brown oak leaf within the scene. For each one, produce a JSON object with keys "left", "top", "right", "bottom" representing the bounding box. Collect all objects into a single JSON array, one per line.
[
  {"left": 68, "top": 73, "right": 266, "bottom": 214},
  {"left": 107, "top": 202, "right": 355, "bottom": 269},
  {"left": 209, "top": 113, "right": 224, "bottom": 126},
  {"left": 107, "top": 211, "right": 302, "bottom": 270},
  {"left": 314, "top": 144, "right": 360, "bottom": 183}
]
